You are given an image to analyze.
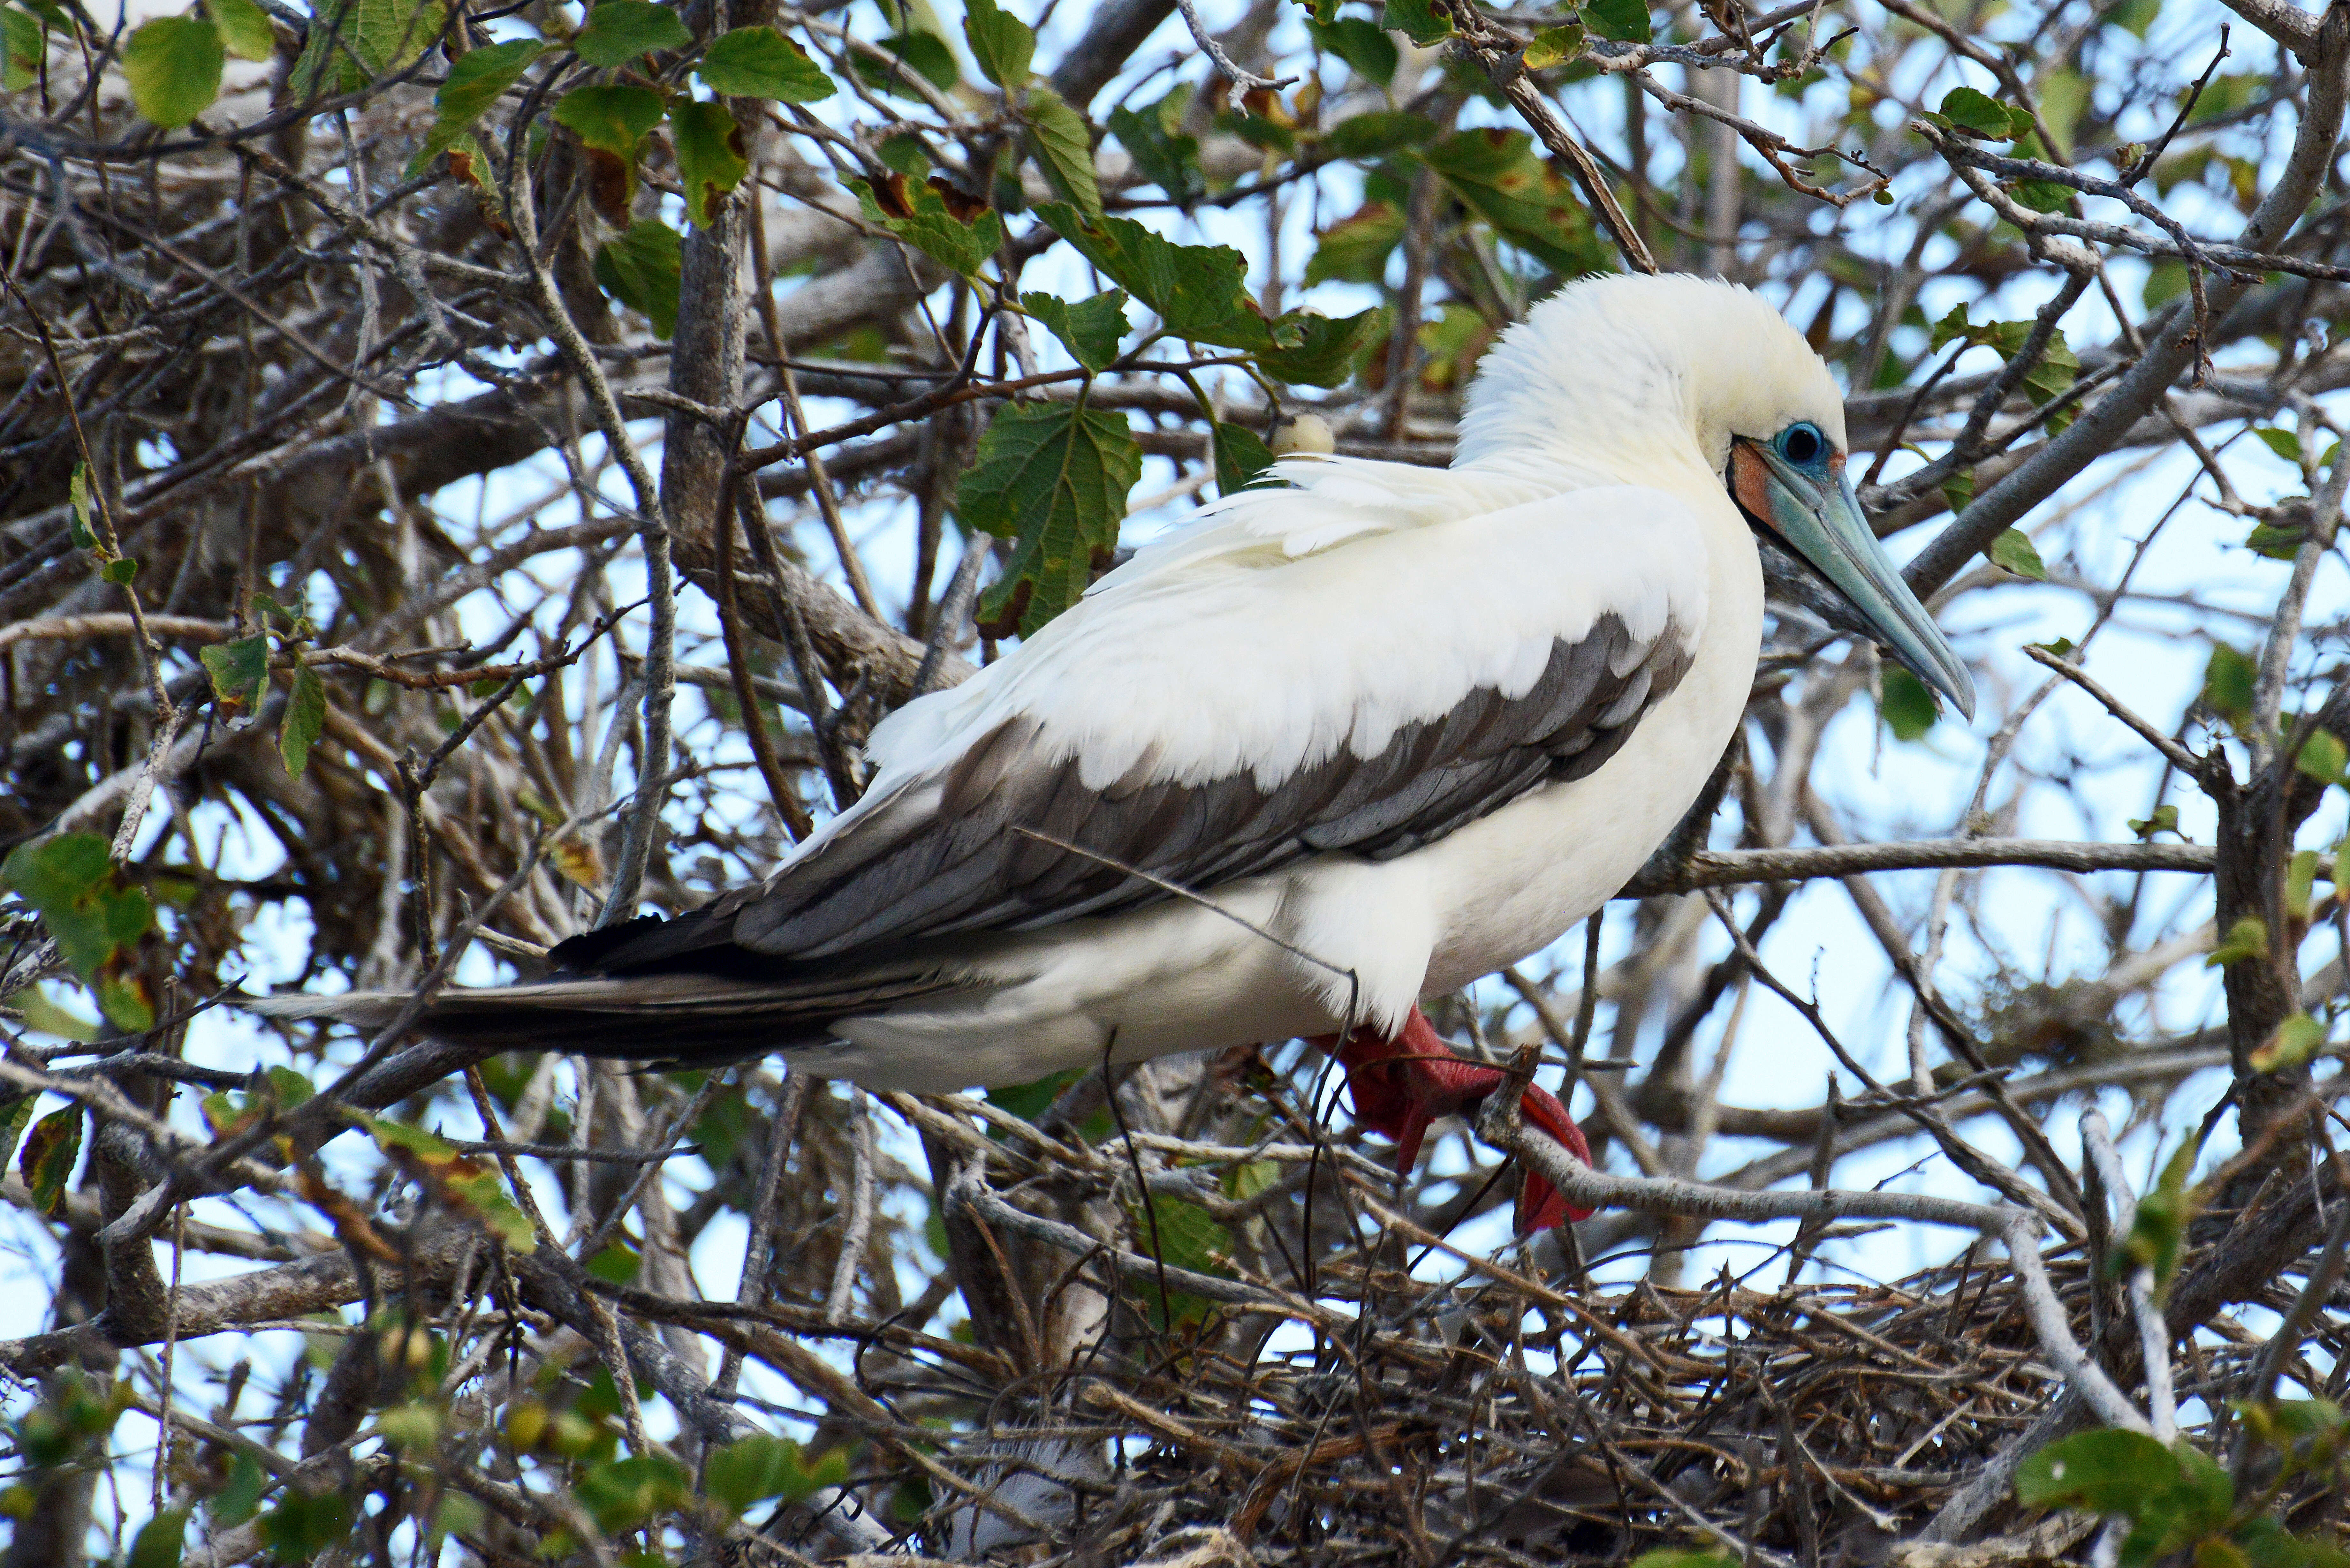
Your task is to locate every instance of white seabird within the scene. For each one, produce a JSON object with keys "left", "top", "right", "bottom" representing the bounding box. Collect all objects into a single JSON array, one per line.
[{"left": 256, "top": 274, "right": 1975, "bottom": 1231}]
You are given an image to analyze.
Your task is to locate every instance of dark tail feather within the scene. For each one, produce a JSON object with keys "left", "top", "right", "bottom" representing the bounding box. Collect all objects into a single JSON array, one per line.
[{"left": 242, "top": 968, "right": 963, "bottom": 1066}]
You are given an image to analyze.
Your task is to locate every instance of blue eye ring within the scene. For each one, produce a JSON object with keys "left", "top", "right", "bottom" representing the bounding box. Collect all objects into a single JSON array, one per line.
[{"left": 1778, "top": 422, "right": 1827, "bottom": 465}]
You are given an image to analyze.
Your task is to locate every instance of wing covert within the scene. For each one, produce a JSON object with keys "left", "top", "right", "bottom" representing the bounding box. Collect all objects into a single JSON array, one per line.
[{"left": 574, "top": 475, "right": 1712, "bottom": 973}]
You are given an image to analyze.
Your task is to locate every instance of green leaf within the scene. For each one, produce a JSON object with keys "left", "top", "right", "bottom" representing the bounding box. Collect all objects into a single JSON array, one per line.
[
  {"left": 574, "top": 1455, "right": 692, "bottom": 1534},
  {"left": 2255, "top": 426, "right": 2303, "bottom": 462},
  {"left": 670, "top": 98, "right": 748, "bottom": 226},
  {"left": 1106, "top": 89, "right": 1203, "bottom": 204},
  {"left": 2251, "top": 1011, "right": 2326, "bottom": 1073},
  {"left": 2202, "top": 642, "right": 2256, "bottom": 727},
  {"left": 1987, "top": 528, "right": 2046, "bottom": 580},
  {"left": 851, "top": 173, "right": 1003, "bottom": 276},
  {"left": 1380, "top": 0, "right": 1451, "bottom": 45},
  {"left": 2128, "top": 803, "right": 2179, "bottom": 840},
  {"left": 1305, "top": 199, "right": 1405, "bottom": 285},
  {"left": 962, "top": 0, "right": 1032, "bottom": 88},
  {"left": 101, "top": 556, "right": 139, "bottom": 585},
  {"left": 1420, "top": 127, "right": 1611, "bottom": 275},
  {"left": 962, "top": 403, "right": 1143, "bottom": 639},
  {"left": 695, "top": 25, "right": 831, "bottom": 101},
  {"left": 1034, "top": 203, "right": 1376, "bottom": 386},
  {"left": 572, "top": 0, "right": 688, "bottom": 67},
  {"left": 1939, "top": 86, "right": 2016, "bottom": 137},
  {"left": 705, "top": 1435, "right": 846, "bottom": 1512},
  {"left": 1257, "top": 308, "right": 1383, "bottom": 388},
  {"left": 295, "top": 0, "right": 446, "bottom": 95},
  {"left": 129, "top": 1506, "right": 189, "bottom": 1568},
  {"left": 123, "top": 15, "right": 224, "bottom": 128},
  {"left": 2115, "top": 1139, "right": 2199, "bottom": 1295},
  {"left": 1880, "top": 666, "right": 1938, "bottom": 742},
  {"left": 1582, "top": 0, "right": 1650, "bottom": 41},
  {"left": 1022, "top": 289, "right": 1128, "bottom": 374},
  {"left": 852, "top": 28, "right": 957, "bottom": 94},
  {"left": 1628, "top": 1554, "right": 1738, "bottom": 1568},
  {"left": 2016, "top": 1428, "right": 2181, "bottom": 1511},
  {"left": 259, "top": 1490, "right": 354, "bottom": 1559},
  {"left": 2246, "top": 522, "right": 2307, "bottom": 560},
  {"left": 2298, "top": 729, "right": 2348, "bottom": 784},
  {"left": 2, "top": 833, "right": 155, "bottom": 982},
  {"left": 594, "top": 219, "right": 683, "bottom": 337},
  {"left": 1212, "top": 422, "right": 1275, "bottom": 498},
  {"left": 0, "top": 1094, "right": 37, "bottom": 1172},
  {"left": 1319, "top": 109, "right": 1437, "bottom": 159},
  {"left": 550, "top": 81, "right": 663, "bottom": 154},
  {"left": 212, "top": 1454, "right": 265, "bottom": 1527},
  {"left": 1928, "top": 301, "right": 1975, "bottom": 352},
  {"left": 0, "top": 7, "right": 42, "bottom": 91},
  {"left": 585, "top": 1243, "right": 641, "bottom": 1284},
  {"left": 1034, "top": 202, "right": 1254, "bottom": 342},
  {"left": 986, "top": 1067, "right": 1085, "bottom": 1126},
  {"left": 199, "top": 634, "right": 269, "bottom": 712},
  {"left": 279, "top": 661, "right": 325, "bottom": 775},
  {"left": 1023, "top": 86, "right": 1101, "bottom": 223},
  {"left": 1309, "top": 17, "right": 1394, "bottom": 87},
  {"left": 428, "top": 38, "right": 540, "bottom": 138},
  {"left": 1128, "top": 1194, "right": 1232, "bottom": 1331},
  {"left": 2207, "top": 914, "right": 2269, "bottom": 969},
  {"left": 19, "top": 1105, "right": 81, "bottom": 1215},
  {"left": 1523, "top": 21, "right": 1584, "bottom": 68},
  {"left": 208, "top": 0, "right": 273, "bottom": 60},
  {"left": 2008, "top": 177, "right": 2074, "bottom": 214},
  {"left": 374, "top": 1402, "right": 440, "bottom": 1451}
]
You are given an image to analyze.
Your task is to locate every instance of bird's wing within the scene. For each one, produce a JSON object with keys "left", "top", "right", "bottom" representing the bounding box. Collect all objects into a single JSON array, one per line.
[{"left": 581, "top": 459, "right": 1712, "bottom": 971}]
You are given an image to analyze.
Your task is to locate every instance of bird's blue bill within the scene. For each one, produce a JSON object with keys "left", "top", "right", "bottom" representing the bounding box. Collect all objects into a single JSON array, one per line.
[{"left": 1735, "top": 440, "right": 1978, "bottom": 721}]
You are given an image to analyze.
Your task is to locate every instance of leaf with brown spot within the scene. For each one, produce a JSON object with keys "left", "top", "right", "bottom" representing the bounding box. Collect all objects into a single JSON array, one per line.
[
  {"left": 927, "top": 175, "right": 989, "bottom": 223},
  {"left": 20, "top": 1105, "right": 82, "bottom": 1217}
]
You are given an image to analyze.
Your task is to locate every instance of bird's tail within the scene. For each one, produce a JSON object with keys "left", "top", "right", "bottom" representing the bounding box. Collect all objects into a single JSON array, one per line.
[{"left": 243, "top": 968, "right": 963, "bottom": 1067}]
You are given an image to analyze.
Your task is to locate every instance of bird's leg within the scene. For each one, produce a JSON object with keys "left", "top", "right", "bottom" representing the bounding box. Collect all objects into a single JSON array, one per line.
[{"left": 1306, "top": 1007, "right": 1596, "bottom": 1232}]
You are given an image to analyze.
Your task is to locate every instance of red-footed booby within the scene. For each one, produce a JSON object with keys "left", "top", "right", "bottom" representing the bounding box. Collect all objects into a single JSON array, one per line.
[{"left": 255, "top": 274, "right": 1974, "bottom": 1233}]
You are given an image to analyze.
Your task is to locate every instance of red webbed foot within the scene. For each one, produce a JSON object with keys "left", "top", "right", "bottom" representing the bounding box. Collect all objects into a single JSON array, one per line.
[{"left": 1305, "top": 1007, "right": 1595, "bottom": 1233}]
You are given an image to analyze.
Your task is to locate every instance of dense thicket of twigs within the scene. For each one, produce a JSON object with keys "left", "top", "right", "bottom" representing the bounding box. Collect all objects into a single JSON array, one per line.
[{"left": 9, "top": 0, "right": 2350, "bottom": 1561}]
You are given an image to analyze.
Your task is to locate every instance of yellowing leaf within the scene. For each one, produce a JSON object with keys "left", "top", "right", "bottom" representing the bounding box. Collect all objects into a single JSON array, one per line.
[
  {"left": 368, "top": 1117, "right": 540, "bottom": 1251},
  {"left": 20, "top": 1104, "right": 82, "bottom": 1216},
  {"left": 1, "top": 833, "right": 155, "bottom": 983},
  {"left": 2250, "top": 1012, "right": 2326, "bottom": 1073},
  {"left": 200, "top": 634, "right": 268, "bottom": 712},
  {"left": 1523, "top": 21, "right": 1583, "bottom": 68}
]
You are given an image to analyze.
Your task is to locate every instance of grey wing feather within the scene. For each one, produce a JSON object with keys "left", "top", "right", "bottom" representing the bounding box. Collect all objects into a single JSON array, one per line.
[{"left": 588, "top": 614, "right": 1694, "bottom": 974}]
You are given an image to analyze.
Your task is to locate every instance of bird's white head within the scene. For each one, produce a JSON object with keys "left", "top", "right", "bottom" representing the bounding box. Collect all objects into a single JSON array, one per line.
[
  {"left": 1459, "top": 273, "right": 1975, "bottom": 719},
  {"left": 1458, "top": 273, "right": 1838, "bottom": 477}
]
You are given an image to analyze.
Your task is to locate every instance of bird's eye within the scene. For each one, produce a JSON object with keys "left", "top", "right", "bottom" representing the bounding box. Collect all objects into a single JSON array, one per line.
[{"left": 1778, "top": 423, "right": 1826, "bottom": 465}]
